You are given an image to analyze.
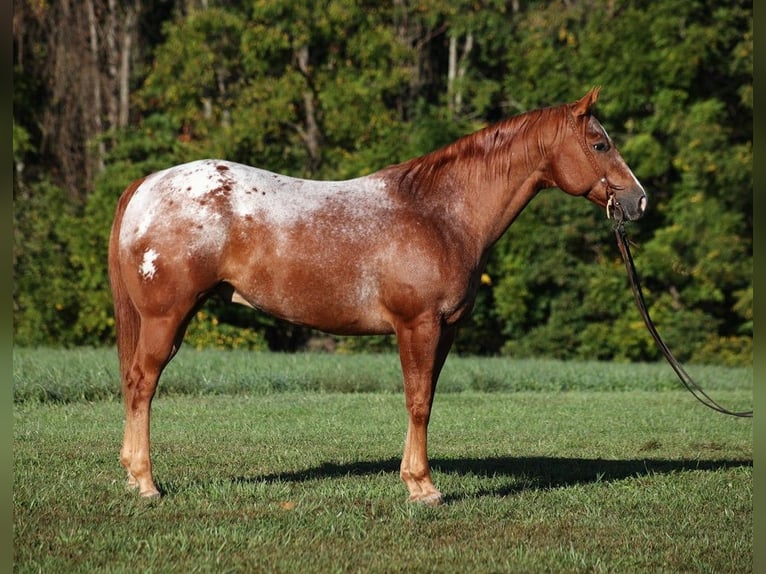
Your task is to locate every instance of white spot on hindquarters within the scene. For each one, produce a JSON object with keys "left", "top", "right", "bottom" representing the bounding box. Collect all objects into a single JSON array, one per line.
[{"left": 140, "top": 249, "right": 159, "bottom": 280}]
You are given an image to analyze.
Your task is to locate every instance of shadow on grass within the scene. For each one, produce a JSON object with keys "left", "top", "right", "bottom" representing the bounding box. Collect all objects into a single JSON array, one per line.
[{"left": 228, "top": 456, "right": 752, "bottom": 501}]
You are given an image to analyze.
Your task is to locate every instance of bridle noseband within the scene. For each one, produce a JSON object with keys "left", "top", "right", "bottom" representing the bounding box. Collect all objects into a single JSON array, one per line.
[{"left": 566, "top": 107, "right": 624, "bottom": 221}]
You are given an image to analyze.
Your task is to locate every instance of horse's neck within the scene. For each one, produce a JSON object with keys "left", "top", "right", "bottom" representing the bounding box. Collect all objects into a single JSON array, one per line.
[{"left": 390, "top": 109, "right": 557, "bottom": 252}]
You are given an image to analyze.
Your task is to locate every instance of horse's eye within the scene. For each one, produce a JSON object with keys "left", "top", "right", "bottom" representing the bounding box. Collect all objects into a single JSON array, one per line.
[{"left": 593, "top": 142, "right": 609, "bottom": 152}]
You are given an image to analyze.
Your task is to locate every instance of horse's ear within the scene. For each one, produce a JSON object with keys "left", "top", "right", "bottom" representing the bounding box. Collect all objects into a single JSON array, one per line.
[{"left": 571, "top": 86, "right": 602, "bottom": 117}]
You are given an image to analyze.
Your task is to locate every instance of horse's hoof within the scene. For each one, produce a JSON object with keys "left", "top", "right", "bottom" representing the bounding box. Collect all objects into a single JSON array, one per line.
[
  {"left": 410, "top": 492, "right": 444, "bottom": 506},
  {"left": 139, "top": 488, "right": 161, "bottom": 499}
]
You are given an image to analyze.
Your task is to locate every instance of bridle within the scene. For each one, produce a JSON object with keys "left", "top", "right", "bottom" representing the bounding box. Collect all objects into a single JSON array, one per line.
[
  {"left": 566, "top": 106, "right": 753, "bottom": 418},
  {"left": 565, "top": 106, "right": 624, "bottom": 219}
]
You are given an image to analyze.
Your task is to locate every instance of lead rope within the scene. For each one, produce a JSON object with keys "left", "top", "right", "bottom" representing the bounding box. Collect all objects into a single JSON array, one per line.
[
  {"left": 613, "top": 219, "right": 752, "bottom": 418},
  {"left": 566, "top": 106, "right": 751, "bottom": 417}
]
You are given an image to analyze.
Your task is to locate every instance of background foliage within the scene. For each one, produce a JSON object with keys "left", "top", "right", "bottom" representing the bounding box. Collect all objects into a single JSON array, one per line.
[{"left": 13, "top": 0, "right": 752, "bottom": 365}]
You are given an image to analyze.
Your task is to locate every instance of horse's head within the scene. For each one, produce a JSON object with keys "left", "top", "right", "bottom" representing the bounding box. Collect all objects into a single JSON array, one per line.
[{"left": 550, "top": 87, "right": 647, "bottom": 222}]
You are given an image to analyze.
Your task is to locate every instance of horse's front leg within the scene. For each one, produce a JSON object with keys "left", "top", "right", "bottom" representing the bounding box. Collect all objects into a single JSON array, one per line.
[{"left": 395, "top": 315, "right": 456, "bottom": 505}]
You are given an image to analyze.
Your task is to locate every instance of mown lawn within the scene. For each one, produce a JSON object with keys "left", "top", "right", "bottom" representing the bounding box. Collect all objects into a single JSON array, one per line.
[{"left": 13, "top": 349, "right": 752, "bottom": 573}]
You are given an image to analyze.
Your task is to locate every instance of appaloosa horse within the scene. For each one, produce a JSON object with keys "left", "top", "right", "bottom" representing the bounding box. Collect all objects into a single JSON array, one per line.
[{"left": 109, "top": 87, "right": 646, "bottom": 504}]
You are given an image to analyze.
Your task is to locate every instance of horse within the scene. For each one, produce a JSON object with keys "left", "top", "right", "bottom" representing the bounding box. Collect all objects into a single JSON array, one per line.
[{"left": 108, "top": 87, "right": 647, "bottom": 505}]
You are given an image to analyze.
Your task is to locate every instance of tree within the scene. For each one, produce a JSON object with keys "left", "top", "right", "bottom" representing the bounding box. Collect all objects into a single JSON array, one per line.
[
  {"left": 13, "top": 177, "right": 81, "bottom": 346},
  {"left": 12, "top": 0, "right": 751, "bottom": 364},
  {"left": 488, "top": 0, "right": 751, "bottom": 363},
  {"left": 13, "top": 0, "right": 142, "bottom": 199}
]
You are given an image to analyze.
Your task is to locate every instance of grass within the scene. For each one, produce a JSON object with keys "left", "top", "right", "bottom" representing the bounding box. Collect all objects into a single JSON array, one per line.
[
  {"left": 12, "top": 347, "right": 753, "bottom": 402},
  {"left": 13, "top": 348, "right": 752, "bottom": 572}
]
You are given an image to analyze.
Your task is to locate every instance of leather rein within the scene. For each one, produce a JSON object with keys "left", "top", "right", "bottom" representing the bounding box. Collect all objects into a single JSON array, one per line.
[{"left": 567, "top": 107, "right": 752, "bottom": 418}]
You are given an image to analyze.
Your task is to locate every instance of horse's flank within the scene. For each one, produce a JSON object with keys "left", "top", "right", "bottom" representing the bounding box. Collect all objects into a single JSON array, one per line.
[{"left": 120, "top": 162, "right": 403, "bottom": 333}]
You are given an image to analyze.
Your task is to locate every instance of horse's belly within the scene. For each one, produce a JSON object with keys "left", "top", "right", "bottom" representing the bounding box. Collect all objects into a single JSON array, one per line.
[
  {"left": 229, "top": 266, "right": 393, "bottom": 336},
  {"left": 247, "top": 291, "right": 393, "bottom": 336}
]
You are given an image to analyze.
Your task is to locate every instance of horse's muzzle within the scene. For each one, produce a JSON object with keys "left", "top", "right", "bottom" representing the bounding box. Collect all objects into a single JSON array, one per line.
[{"left": 608, "top": 189, "right": 647, "bottom": 222}]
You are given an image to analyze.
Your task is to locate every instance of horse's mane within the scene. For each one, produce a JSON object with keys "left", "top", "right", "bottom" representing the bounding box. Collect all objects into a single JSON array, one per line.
[{"left": 387, "top": 104, "right": 564, "bottom": 199}]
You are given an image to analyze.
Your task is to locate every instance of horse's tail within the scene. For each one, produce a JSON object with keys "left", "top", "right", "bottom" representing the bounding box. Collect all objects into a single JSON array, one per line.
[{"left": 108, "top": 178, "right": 144, "bottom": 382}]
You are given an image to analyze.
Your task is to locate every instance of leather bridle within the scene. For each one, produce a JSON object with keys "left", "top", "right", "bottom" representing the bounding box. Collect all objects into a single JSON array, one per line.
[{"left": 566, "top": 107, "right": 624, "bottom": 220}]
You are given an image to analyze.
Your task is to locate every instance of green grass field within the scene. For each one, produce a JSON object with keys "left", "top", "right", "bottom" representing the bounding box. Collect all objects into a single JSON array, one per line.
[{"left": 14, "top": 348, "right": 752, "bottom": 573}]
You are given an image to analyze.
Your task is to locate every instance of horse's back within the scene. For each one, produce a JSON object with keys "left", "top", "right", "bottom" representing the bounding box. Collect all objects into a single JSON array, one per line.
[{"left": 118, "top": 159, "right": 391, "bottom": 245}]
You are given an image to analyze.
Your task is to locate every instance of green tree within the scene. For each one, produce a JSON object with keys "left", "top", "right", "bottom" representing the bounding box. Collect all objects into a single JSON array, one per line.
[
  {"left": 489, "top": 0, "right": 751, "bottom": 364},
  {"left": 12, "top": 0, "right": 751, "bottom": 364},
  {"left": 14, "top": 178, "right": 81, "bottom": 346}
]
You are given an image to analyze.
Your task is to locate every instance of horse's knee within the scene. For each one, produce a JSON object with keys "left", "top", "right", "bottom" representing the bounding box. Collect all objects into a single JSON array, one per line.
[{"left": 407, "top": 400, "right": 431, "bottom": 426}]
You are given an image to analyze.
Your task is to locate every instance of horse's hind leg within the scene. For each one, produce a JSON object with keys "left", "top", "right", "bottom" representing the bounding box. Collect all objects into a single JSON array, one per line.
[{"left": 121, "top": 314, "right": 186, "bottom": 497}]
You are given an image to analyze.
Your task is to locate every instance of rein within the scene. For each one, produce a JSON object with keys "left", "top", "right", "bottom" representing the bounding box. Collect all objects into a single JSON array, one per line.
[
  {"left": 613, "top": 219, "right": 752, "bottom": 418},
  {"left": 566, "top": 105, "right": 751, "bottom": 418}
]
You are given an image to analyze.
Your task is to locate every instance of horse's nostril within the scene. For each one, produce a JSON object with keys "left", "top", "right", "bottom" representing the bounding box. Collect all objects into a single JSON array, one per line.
[{"left": 639, "top": 195, "right": 647, "bottom": 212}]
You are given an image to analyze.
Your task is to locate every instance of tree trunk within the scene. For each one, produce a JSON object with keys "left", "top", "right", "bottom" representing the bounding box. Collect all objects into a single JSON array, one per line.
[
  {"left": 106, "top": 0, "right": 118, "bottom": 131},
  {"left": 448, "top": 34, "right": 457, "bottom": 111},
  {"left": 294, "top": 45, "right": 322, "bottom": 174},
  {"left": 86, "top": 0, "right": 105, "bottom": 178},
  {"left": 447, "top": 31, "right": 473, "bottom": 116},
  {"left": 118, "top": 3, "right": 137, "bottom": 128}
]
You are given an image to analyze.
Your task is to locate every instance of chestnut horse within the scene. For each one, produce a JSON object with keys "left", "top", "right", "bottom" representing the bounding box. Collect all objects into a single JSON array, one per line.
[{"left": 109, "top": 87, "right": 646, "bottom": 505}]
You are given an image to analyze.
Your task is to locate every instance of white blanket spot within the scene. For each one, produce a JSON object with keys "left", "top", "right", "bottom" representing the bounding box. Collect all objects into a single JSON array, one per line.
[
  {"left": 140, "top": 248, "right": 159, "bottom": 280},
  {"left": 120, "top": 160, "right": 392, "bottom": 249}
]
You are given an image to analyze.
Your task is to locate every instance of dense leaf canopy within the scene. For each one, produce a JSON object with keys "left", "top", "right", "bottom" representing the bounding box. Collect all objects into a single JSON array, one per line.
[{"left": 13, "top": 0, "right": 751, "bottom": 365}]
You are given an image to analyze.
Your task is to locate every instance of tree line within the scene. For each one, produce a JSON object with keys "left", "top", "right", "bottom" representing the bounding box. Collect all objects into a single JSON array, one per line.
[{"left": 13, "top": 0, "right": 752, "bottom": 365}]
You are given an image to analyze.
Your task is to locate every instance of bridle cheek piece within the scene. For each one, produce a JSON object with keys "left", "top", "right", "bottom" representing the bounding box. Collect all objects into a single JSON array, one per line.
[{"left": 566, "top": 108, "right": 624, "bottom": 220}]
